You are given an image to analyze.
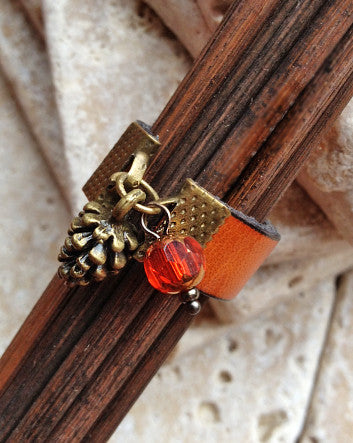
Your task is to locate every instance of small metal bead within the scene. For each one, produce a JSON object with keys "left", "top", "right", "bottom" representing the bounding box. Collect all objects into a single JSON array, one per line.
[
  {"left": 187, "top": 287, "right": 200, "bottom": 300},
  {"left": 179, "top": 288, "right": 200, "bottom": 304},
  {"left": 185, "top": 300, "right": 201, "bottom": 315}
]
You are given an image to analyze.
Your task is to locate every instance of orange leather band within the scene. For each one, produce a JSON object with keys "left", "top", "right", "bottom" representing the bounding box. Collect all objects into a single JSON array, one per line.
[{"left": 198, "top": 209, "right": 279, "bottom": 301}]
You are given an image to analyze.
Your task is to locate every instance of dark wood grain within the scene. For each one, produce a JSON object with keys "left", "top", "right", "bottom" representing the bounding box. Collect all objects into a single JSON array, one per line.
[{"left": 0, "top": 0, "right": 353, "bottom": 441}]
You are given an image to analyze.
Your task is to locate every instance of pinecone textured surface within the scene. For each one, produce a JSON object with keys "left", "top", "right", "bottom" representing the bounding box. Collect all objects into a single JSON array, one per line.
[{"left": 58, "top": 192, "right": 139, "bottom": 286}]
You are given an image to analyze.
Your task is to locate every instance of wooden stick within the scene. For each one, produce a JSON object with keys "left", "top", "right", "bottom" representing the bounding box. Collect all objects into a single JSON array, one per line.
[{"left": 1, "top": 0, "right": 353, "bottom": 441}]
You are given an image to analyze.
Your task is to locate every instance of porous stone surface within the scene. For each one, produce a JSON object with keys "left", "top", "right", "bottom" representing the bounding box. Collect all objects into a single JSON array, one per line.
[
  {"left": 0, "top": 1, "right": 70, "bottom": 204},
  {"left": 210, "top": 248, "right": 353, "bottom": 324},
  {"left": 42, "top": 0, "right": 191, "bottom": 211},
  {"left": 114, "top": 279, "right": 335, "bottom": 443},
  {"left": 144, "top": 0, "right": 212, "bottom": 57},
  {"left": 145, "top": 1, "right": 233, "bottom": 56},
  {"left": 266, "top": 182, "right": 349, "bottom": 265},
  {"left": 297, "top": 101, "right": 353, "bottom": 245},
  {"left": 197, "top": 0, "right": 232, "bottom": 31},
  {"left": 0, "top": 70, "right": 69, "bottom": 355},
  {"left": 299, "top": 270, "right": 353, "bottom": 443},
  {"left": 20, "top": 0, "right": 44, "bottom": 36}
]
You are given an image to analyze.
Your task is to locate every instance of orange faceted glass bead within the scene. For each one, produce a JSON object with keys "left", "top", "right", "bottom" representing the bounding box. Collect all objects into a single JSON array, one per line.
[{"left": 144, "top": 236, "right": 205, "bottom": 294}]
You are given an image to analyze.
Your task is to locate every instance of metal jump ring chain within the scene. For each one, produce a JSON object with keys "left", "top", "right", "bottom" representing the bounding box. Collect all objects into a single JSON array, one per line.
[{"left": 112, "top": 171, "right": 160, "bottom": 215}]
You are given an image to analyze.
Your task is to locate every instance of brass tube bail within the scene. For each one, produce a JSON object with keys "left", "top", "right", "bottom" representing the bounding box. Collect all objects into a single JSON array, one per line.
[{"left": 125, "top": 150, "right": 150, "bottom": 189}]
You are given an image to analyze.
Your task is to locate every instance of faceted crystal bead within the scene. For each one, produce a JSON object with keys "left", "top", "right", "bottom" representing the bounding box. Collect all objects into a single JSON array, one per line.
[{"left": 144, "top": 236, "right": 205, "bottom": 294}]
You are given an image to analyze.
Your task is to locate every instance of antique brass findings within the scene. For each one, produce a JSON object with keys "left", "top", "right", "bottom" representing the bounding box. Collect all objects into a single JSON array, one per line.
[
  {"left": 82, "top": 121, "right": 160, "bottom": 201},
  {"left": 133, "top": 179, "right": 230, "bottom": 260},
  {"left": 58, "top": 121, "right": 160, "bottom": 286},
  {"left": 58, "top": 121, "right": 228, "bottom": 286}
]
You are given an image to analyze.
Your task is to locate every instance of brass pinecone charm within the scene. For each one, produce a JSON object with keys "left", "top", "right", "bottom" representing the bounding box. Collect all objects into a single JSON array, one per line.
[{"left": 58, "top": 193, "right": 140, "bottom": 286}]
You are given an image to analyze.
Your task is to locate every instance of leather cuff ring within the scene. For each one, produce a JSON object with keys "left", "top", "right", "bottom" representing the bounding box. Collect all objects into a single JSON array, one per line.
[{"left": 58, "top": 121, "right": 280, "bottom": 312}]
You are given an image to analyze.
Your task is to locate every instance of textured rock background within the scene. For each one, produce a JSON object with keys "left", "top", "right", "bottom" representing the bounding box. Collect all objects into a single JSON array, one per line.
[
  {"left": 117, "top": 279, "right": 336, "bottom": 442},
  {"left": 0, "top": 1, "right": 352, "bottom": 441},
  {"left": 0, "top": 69, "right": 69, "bottom": 355}
]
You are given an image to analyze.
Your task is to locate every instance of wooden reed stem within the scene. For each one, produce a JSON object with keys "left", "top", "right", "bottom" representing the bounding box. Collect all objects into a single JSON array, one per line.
[{"left": 1, "top": 0, "right": 353, "bottom": 441}]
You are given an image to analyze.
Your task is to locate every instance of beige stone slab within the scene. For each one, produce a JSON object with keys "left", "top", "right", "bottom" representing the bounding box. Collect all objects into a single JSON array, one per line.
[
  {"left": 297, "top": 105, "right": 353, "bottom": 247},
  {"left": 299, "top": 171, "right": 353, "bottom": 247},
  {"left": 267, "top": 182, "right": 349, "bottom": 265},
  {"left": 20, "top": 0, "right": 44, "bottom": 36},
  {"left": 0, "top": 70, "right": 69, "bottom": 356},
  {"left": 197, "top": 0, "right": 233, "bottom": 32},
  {"left": 42, "top": 0, "right": 191, "bottom": 211},
  {"left": 113, "top": 279, "right": 335, "bottom": 442},
  {"left": 0, "top": 1, "right": 71, "bottom": 206},
  {"left": 144, "top": 0, "right": 212, "bottom": 57},
  {"left": 210, "top": 248, "right": 353, "bottom": 324},
  {"left": 297, "top": 99, "right": 353, "bottom": 246},
  {"left": 299, "top": 270, "right": 353, "bottom": 443}
]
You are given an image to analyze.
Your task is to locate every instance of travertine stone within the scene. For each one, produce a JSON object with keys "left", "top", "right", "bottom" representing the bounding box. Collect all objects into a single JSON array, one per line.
[
  {"left": 297, "top": 100, "right": 353, "bottom": 245},
  {"left": 299, "top": 270, "right": 353, "bottom": 443},
  {"left": 0, "top": 1, "right": 71, "bottom": 206},
  {"left": 42, "top": 0, "right": 191, "bottom": 211},
  {"left": 0, "top": 70, "right": 69, "bottom": 355},
  {"left": 210, "top": 249, "right": 353, "bottom": 324},
  {"left": 144, "top": 0, "right": 212, "bottom": 57},
  {"left": 114, "top": 279, "right": 335, "bottom": 443},
  {"left": 20, "top": 0, "right": 44, "bottom": 36},
  {"left": 197, "top": 0, "right": 232, "bottom": 32},
  {"left": 266, "top": 182, "right": 349, "bottom": 265},
  {"left": 299, "top": 171, "right": 353, "bottom": 246}
]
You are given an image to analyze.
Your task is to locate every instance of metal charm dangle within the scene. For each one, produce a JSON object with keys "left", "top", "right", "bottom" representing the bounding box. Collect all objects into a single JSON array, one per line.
[
  {"left": 58, "top": 121, "right": 161, "bottom": 287},
  {"left": 58, "top": 183, "right": 146, "bottom": 286},
  {"left": 140, "top": 202, "right": 206, "bottom": 311}
]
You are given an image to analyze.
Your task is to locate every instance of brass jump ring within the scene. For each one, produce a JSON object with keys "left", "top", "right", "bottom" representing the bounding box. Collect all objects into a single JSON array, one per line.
[
  {"left": 112, "top": 188, "right": 146, "bottom": 221},
  {"left": 112, "top": 172, "right": 160, "bottom": 215}
]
